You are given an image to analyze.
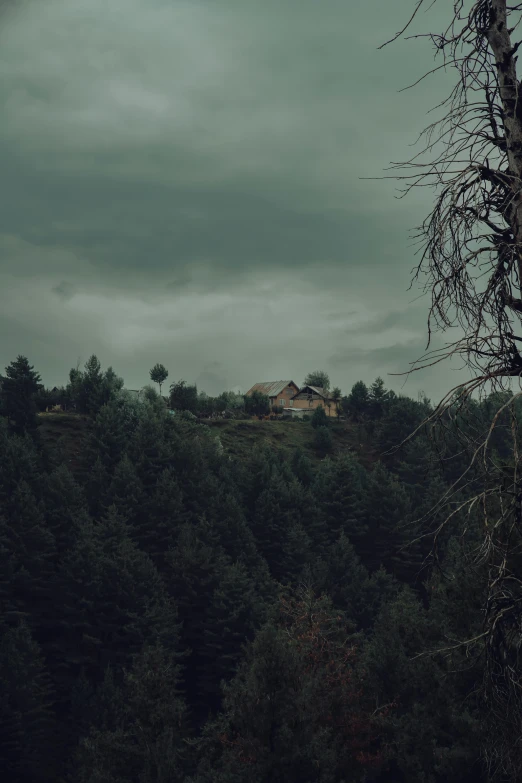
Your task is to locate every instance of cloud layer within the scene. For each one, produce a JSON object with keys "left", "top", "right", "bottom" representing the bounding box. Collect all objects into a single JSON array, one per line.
[{"left": 0, "top": 0, "right": 455, "bottom": 399}]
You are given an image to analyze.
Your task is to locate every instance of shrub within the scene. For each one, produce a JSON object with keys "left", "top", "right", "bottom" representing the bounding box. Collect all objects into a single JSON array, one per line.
[
  {"left": 314, "top": 425, "right": 333, "bottom": 453},
  {"left": 311, "top": 405, "right": 329, "bottom": 429}
]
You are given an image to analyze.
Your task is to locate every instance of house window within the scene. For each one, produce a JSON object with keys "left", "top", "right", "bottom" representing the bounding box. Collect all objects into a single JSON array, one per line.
[
  {"left": 289, "top": 400, "right": 294, "bottom": 407},
  {"left": 280, "top": 398, "right": 285, "bottom": 406}
]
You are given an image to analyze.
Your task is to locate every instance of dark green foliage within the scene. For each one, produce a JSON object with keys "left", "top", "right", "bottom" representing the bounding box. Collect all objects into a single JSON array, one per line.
[
  {"left": 368, "top": 376, "right": 389, "bottom": 419},
  {"left": 76, "top": 644, "right": 188, "bottom": 783},
  {"left": 311, "top": 533, "right": 397, "bottom": 629},
  {"left": 312, "top": 453, "right": 367, "bottom": 548},
  {"left": 192, "top": 589, "right": 380, "bottom": 783},
  {"left": 56, "top": 506, "right": 178, "bottom": 697},
  {"left": 376, "top": 394, "right": 431, "bottom": 457},
  {"left": 0, "top": 480, "right": 56, "bottom": 632},
  {"left": 0, "top": 356, "right": 502, "bottom": 781},
  {"left": 85, "top": 400, "right": 128, "bottom": 475},
  {"left": 363, "top": 582, "right": 484, "bottom": 783},
  {"left": 149, "top": 362, "right": 169, "bottom": 395},
  {"left": 310, "top": 404, "right": 328, "bottom": 429},
  {"left": 303, "top": 370, "right": 330, "bottom": 389},
  {"left": 0, "top": 621, "right": 57, "bottom": 782},
  {"left": 41, "top": 463, "right": 88, "bottom": 553},
  {"left": 0, "top": 355, "right": 41, "bottom": 436},
  {"left": 313, "top": 424, "right": 332, "bottom": 454},
  {"left": 345, "top": 380, "right": 370, "bottom": 422},
  {"left": 249, "top": 475, "right": 313, "bottom": 583},
  {"left": 169, "top": 379, "right": 198, "bottom": 413},
  {"left": 68, "top": 356, "right": 123, "bottom": 416},
  {"left": 363, "top": 462, "right": 422, "bottom": 584},
  {"left": 291, "top": 447, "right": 314, "bottom": 486},
  {"left": 244, "top": 390, "right": 270, "bottom": 416},
  {"left": 200, "top": 561, "right": 263, "bottom": 713}
]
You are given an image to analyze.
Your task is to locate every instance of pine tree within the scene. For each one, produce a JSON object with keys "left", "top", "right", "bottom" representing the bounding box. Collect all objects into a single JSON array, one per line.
[
  {"left": 0, "top": 621, "right": 57, "bottom": 782},
  {"left": 165, "top": 520, "right": 229, "bottom": 726},
  {"left": 77, "top": 355, "right": 104, "bottom": 415},
  {"left": 311, "top": 532, "right": 396, "bottom": 629},
  {"left": 363, "top": 462, "right": 420, "bottom": 583},
  {"left": 345, "top": 380, "right": 370, "bottom": 422},
  {"left": 291, "top": 447, "right": 314, "bottom": 487},
  {"left": 362, "top": 583, "right": 484, "bottom": 782},
  {"left": 85, "top": 400, "right": 128, "bottom": 476},
  {"left": 42, "top": 463, "right": 89, "bottom": 554},
  {"left": 368, "top": 376, "right": 389, "bottom": 420},
  {"left": 194, "top": 590, "right": 381, "bottom": 783},
  {"left": 0, "top": 418, "right": 42, "bottom": 504},
  {"left": 0, "top": 480, "right": 56, "bottom": 634},
  {"left": 312, "top": 453, "right": 367, "bottom": 549},
  {"left": 84, "top": 456, "right": 109, "bottom": 518},
  {"left": 56, "top": 506, "right": 177, "bottom": 695},
  {"left": 130, "top": 465, "right": 188, "bottom": 569},
  {"left": 76, "top": 644, "right": 189, "bottom": 783},
  {"left": 0, "top": 355, "right": 41, "bottom": 436},
  {"left": 249, "top": 475, "right": 305, "bottom": 583},
  {"left": 200, "top": 561, "right": 262, "bottom": 715},
  {"left": 105, "top": 455, "right": 143, "bottom": 527}
]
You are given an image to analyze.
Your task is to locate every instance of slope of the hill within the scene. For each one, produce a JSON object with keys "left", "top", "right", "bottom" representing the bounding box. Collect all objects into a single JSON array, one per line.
[{"left": 37, "top": 412, "right": 376, "bottom": 468}]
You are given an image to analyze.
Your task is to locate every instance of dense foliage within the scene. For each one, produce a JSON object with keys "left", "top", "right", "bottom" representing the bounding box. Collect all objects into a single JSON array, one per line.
[{"left": 0, "top": 354, "right": 510, "bottom": 782}]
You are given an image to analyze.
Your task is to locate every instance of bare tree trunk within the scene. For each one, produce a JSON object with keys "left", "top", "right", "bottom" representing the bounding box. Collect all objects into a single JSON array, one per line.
[{"left": 381, "top": 2, "right": 522, "bottom": 778}]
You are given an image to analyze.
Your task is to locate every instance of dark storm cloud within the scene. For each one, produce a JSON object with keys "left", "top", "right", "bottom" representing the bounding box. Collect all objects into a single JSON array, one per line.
[
  {"left": 0, "top": 0, "right": 456, "bottom": 399},
  {"left": 52, "top": 281, "right": 76, "bottom": 301},
  {"left": 330, "top": 338, "right": 424, "bottom": 372}
]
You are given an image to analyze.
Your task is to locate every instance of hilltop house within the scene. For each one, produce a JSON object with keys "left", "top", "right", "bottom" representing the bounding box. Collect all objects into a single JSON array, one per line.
[
  {"left": 289, "top": 385, "right": 338, "bottom": 417},
  {"left": 245, "top": 380, "right": 299, "bottom": 409},
  {"left": 246, "top": 380, "right": 338, "bottom": 417}
]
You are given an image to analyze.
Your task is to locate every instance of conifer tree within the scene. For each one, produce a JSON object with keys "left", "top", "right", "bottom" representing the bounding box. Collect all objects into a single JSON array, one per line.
[
  {"left": 166, "top": 520, "right": 229, "bottom": 726},
  {"left": 0, "top": 480, "right": 56, "bottom": 634},
  {"left": 76, "top": 644, "right": 189, "bottom": 783},
  {"left": 0, "top": 621, "right": 57, "bottom": 782},
  {"left": 200, "top": 561, "right": 262, "bottom": 715},
  {"left": 105, "top": 454, "right": 143, "bottom": 527},
  {"left": 194, "top": 589, "right": 381, "bottom": 783},
  {"left": 363, "top": 462, "right": 419, "bottom": 583},
  {"left": 311, "top": 532, "right": 396, "bottom": 629},
  {"left": 312, "top": 453, "right": 367, "bottom": 549},
  {"left": 85, "top": 400, "right": 128, "bottom": 475},
  {"left": 42, "top": 463, "right": 88, "bottom": 554},
  {"left": 345, "top": 380, "right": 370, "bottom": 422},
  {"left": 0, "top": 355, "right": 41, "bottom": 436}
]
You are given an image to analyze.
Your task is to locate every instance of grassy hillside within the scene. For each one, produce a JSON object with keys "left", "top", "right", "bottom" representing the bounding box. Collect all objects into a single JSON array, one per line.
[
  {"left": 37, "top": 412, "right": 92, "bottom": 473},
  {"left": 37, "top": 412, "right": 376, "bottom": 468},
  {"left": 203, "top": 418, "right": 375, "bottom": 464}
]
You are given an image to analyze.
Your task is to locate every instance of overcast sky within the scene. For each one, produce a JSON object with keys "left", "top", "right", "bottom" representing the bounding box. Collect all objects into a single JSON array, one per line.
[{"left": 0, "top": 0, "right": 465, "bottom": 399}]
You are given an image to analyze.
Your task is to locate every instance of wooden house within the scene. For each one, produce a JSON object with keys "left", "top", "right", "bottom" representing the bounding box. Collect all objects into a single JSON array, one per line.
[
  {"left": 290, "top": 385, "right": 338, "bottom": 417},
  {"left": 245, "top": 380, "right": 299, "bottom": 409}
]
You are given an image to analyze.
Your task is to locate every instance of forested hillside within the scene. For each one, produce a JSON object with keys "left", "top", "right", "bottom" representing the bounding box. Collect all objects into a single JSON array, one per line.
[{"left": 0, "top": 354, "right": 516, "bottom": 782}]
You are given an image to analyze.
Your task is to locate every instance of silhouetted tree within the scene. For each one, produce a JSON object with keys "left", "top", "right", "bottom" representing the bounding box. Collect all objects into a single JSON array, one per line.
[{"left": 149, "top": 363, "right": 169, "bottom": 395}]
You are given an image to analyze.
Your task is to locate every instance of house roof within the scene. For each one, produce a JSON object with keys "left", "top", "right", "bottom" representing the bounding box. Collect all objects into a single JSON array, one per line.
[
  {"left": 246, "top": 380, "right": 297, "bottom": 397},
  {"left": 292, "top": 385, "right": 330, "bottom": 399}
]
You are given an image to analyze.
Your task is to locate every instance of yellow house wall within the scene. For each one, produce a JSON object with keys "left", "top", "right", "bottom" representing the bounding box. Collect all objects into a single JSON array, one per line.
[
  {"left": 271, "top": 385, "right": 299, "bottom": 408},
  {"left": 291, "top": 398, "right": 338, "bottom": 416}
]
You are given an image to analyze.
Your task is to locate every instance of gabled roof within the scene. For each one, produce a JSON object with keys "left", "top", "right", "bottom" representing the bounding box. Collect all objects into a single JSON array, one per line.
[
  {"left": 292, "top": 385, "right": 330, "bottom": 399},
  {"left": 246, "top": 380, "right": 297, "bottom": 397}
]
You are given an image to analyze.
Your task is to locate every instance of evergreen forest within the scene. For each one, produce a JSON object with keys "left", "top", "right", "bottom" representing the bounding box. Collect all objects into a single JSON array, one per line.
[{"left": 0, "top": 354, "right": 517, "bottom": 782}]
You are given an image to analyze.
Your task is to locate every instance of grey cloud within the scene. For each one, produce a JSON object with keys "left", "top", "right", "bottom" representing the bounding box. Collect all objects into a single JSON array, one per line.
[
  {"left": 329, "top": 338, "right": 424, "bottom": 372},
  {"left": 52, "top": 281, "right": 76, "bottom": 301},
  {"left": 0, "top": 0, "right": 460, "bottom": 404}
]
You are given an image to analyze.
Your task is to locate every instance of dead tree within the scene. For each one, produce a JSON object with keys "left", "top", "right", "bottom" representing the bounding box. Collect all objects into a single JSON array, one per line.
[{"left": 380, "top": 2, "right": 522, "bottom": 778}]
